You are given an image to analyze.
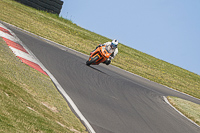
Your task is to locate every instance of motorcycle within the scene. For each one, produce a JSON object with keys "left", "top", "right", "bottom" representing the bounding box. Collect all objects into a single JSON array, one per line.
[{"left": 86, "top": 45, "right": 112, "bottom": 66}]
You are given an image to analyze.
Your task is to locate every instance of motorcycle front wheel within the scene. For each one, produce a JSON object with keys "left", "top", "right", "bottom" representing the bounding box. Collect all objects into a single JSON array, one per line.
[{"left": 86, "top": 56, "right": 99, "bottom": 66}]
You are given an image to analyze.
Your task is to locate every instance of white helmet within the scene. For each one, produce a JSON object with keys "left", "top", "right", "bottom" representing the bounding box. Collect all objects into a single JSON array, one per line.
[{"left": 111, "top": 39, "right": 118, "bottom": 48}]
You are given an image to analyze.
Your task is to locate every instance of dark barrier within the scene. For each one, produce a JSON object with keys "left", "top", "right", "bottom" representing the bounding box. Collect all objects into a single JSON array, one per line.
[{"left": 15, "top": 0, "right": 64, "bottom": 15}]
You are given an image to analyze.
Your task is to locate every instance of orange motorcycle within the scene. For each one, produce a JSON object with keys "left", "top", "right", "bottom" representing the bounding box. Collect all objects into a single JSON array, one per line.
[{"left": 86, "top": 45, "right": 112, "bottom": 66}]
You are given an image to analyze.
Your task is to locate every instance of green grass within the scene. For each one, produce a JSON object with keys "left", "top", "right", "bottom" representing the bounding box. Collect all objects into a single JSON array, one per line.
[
  {"left": 0, "top": 0, "right": 200, "bottom": 129},
  {"left": 0, "top": 38, "right": 86, "bottom": 132},
  {"left": 1, "top": 0, "right": 199, "bottom": 100},
  {"left": 168, "top": 97, "right": 200, "bottom": 126}
]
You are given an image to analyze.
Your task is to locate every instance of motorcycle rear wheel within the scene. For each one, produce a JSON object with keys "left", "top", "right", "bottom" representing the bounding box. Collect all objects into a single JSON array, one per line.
[{"left": 86, "top": 56, "right": 99, "bottom": 66}]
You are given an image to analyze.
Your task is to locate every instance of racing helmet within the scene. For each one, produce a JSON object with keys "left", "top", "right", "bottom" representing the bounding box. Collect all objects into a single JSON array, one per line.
[{"left": 111, "top": 39, "right": 118, "bottom": 48}]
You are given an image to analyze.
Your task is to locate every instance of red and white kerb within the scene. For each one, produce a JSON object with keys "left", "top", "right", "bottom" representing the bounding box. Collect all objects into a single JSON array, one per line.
[{"left": 0, "top": 23, "right": 48, "bottom": 76}]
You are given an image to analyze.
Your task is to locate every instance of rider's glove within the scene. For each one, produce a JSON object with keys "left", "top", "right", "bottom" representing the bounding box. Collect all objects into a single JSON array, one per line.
[{"left": 99, "top": 44, "right": 102, "bottom": 47}]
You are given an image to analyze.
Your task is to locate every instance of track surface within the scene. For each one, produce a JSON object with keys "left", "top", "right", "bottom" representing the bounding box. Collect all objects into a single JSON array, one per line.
[{"left": 5, "top": 23, "right": 200, "bottom": 133}]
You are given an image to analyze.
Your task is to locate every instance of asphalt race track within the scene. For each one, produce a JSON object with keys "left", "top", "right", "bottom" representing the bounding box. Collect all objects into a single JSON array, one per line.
[{"left": 4, "top": 23, "right": 200, "bottom": 133}]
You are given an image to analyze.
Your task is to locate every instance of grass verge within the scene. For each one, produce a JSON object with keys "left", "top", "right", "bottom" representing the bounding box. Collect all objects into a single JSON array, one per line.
[
  {"left": 0, "top": 38, "right": 86, "bottom": 132},
  {"left": 0, "top": 0, "right": 199, "bottom": 100},
  {"left": 0, "top": 0, "right": 200, "bottom": 129},
  {"left": 168, "top": 96, "right": 200, "bottom": 126}
]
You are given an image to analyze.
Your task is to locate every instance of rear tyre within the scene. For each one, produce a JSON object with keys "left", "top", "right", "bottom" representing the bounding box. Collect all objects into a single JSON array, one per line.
[{"left": 86, "top": 56, "right": 99, "bottom": 66}]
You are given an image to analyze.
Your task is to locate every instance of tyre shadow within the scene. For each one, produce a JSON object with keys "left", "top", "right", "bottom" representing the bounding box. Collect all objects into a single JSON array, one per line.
[{"left": 87, "top": 65, "right": 108, "bottom": 75}]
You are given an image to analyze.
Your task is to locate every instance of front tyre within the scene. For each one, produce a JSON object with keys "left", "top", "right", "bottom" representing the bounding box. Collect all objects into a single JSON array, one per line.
[
  {"left": 103, "top": 59, "right": 111, "bottom": 65},
  {"left": 86, "top": 56, "right": 99, "bottom": 66}
]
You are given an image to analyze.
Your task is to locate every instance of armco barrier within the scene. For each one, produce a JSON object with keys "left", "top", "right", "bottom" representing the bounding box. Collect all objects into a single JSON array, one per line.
[{"left": 15, "top": 0, "right": 63, "bottom": 15}]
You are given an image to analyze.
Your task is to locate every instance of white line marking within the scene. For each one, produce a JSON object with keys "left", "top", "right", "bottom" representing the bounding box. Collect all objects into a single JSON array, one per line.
[
  {"left": 0, "top": 23, "right": 8, "bottom": 29},
  {"left": 5, "top": 20, "right": 200, "bottom": 131},
  {"left": 163, "top": 96, "right": 200, "bottom": 128},
  {"left": 0, "top": 22, "right": 96, "bottom": 133}
]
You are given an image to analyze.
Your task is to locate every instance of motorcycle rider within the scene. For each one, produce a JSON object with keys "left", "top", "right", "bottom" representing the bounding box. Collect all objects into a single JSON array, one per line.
[{"left": 91, "top": 39, "right": 119, "bottom": 65}]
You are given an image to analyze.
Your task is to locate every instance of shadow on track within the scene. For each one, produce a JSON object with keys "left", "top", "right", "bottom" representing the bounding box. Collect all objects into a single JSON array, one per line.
[{"left": 86, "top": 64, "right": 108, "bottom": 75}]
